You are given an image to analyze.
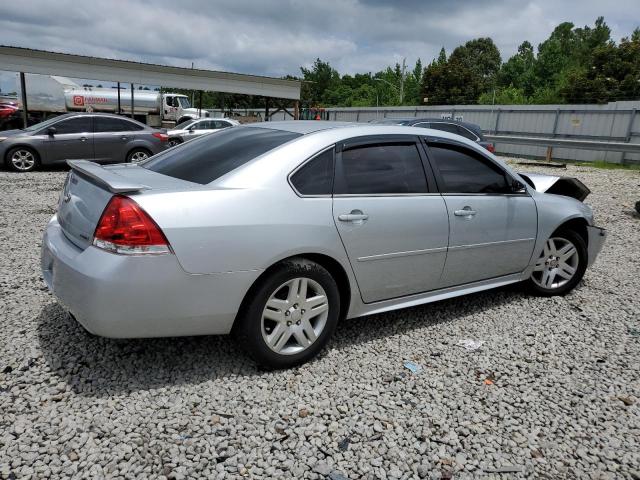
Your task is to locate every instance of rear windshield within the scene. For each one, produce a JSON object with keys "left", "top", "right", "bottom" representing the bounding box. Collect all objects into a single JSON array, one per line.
[{"left": 143, "top": 127, "right": 301, "bottom": 184}]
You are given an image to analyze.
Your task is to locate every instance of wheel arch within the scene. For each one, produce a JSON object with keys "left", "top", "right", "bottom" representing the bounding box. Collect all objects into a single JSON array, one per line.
[
  {"left": 4, "top": 144, "right": 42, "bottom": 170},
  {"left": 4, "top": 143, "right": 41, "bottom": 162},
  {"left": 552, "top": 217, "right": 589, "bottom": 247},
  {"left": 232, "top": 252, "right": 353, "bottom": 332}
]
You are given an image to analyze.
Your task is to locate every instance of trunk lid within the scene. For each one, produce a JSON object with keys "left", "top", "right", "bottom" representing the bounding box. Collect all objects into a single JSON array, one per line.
[{"left": 57, "top": 160, "right": 194, "bottom": 250}]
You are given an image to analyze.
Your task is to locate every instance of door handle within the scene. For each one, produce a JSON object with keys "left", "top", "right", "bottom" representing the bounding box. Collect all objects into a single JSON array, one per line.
[
  {"left": 120, "top": 136, "right": 129, "bottom": 140},
  {"left": 338, "top": 210, "right": 369, "bottom": 222},
  {"left": 454, "top": 207, "right": 477, "bottom": 217},
  {"left": 79, "top": 136, "right": 88, "bottom": 142}
]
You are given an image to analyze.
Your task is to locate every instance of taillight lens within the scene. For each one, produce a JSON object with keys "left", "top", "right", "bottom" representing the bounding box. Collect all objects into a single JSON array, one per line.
[
  {"left": 93, "top": 195, "right": 171, "bottom": 255},
  {"left": 152, "top": 132, "right": 168, "bottom": 142},
  {"left": 485, "top": 143, "right": 495, "bottom": 153}
]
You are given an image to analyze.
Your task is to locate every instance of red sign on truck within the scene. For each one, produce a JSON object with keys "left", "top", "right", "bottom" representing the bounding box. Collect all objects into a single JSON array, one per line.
[{"left": 73, "top": 95, "right": 84, "bottom": 106}]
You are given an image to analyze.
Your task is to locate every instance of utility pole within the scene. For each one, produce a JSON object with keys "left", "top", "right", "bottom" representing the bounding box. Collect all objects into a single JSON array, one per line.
[{"left": 399, "top": 57, "right": 406, "bottom": 105}]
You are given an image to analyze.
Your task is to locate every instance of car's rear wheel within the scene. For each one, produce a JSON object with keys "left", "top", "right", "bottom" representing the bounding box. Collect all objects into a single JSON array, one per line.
[
  {"left": 236, "top": 258, "right": 340, "bottom": 369},
  {"left": 526, "top": 230, "right": 587, "bottom": 296},
  {"left": 126, "top": 148, "right": 151, "bottom": 164},
  {"left": 6, "top": 146, "right": 39, "bottom": 172}
]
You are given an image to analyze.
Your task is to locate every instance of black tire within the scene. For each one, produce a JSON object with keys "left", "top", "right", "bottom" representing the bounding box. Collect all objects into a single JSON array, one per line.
[
  {"left": 525, "top": 229, "right": 588, "bottom": 296},
  {"left": 5, "top": 146, "right": 40, "bottom": 172},
  {"left": 235, "top": 258, "right": 340, "bottom": 369},
  {"left": 126, "top": 148, "right": 151, "bottom": 164}
]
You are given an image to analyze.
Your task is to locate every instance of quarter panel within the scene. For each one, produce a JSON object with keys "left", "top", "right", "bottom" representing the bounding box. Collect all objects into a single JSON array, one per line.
[{"left": 135, "top": 188, "right": 351, "bottom": 276}]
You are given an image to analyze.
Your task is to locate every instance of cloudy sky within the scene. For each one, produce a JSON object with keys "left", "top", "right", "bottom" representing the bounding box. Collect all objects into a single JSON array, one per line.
[{"left": 0, "top": 0, "right": 639, "bottom": 92}]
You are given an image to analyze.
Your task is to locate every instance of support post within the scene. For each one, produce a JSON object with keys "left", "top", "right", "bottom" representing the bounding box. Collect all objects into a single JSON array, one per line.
[
  {"left": 198, "top": 91, "right": 203, "bottom": 118},
  {"left": 264, "top": 97, "right": 270, "bottom": 122},
  {"left": 130, "top": 83, "right": 135, "bottom": 119},
  {"left": 494, "top": 108, "right": 501, "bottom": 134},
  {"left": 19, "top": 72, "right": 28, "bottom": 128},
  {"left": 621, "top": 108, "right": 636, "bottom": 165},
  {"left": 117, "top": 82, "right": 121, "bottom": 114},
  {"left": 294, "top": 100, "right": 300, "bottom": 120},
  {"left": 547, "top": 108, "right": 560, "bottom": 163}
]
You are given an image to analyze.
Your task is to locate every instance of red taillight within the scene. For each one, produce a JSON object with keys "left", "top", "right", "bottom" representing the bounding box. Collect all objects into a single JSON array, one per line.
[
  {"left": 93, "top": 195, "right": 171, "bottom": 255},
  {"left": 152, "top": 132, "right": 168, "bottom": 142},
  {"left": 485, "top": 143, "right": 495, "bottom": 153}
]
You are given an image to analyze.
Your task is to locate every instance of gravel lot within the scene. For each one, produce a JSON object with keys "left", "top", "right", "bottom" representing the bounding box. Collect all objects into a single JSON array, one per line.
[{"left": 0, "top": 160, "right": 639, "bottom": 479}]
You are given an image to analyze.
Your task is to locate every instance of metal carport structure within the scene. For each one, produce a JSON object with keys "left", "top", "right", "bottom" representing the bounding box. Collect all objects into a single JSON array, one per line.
[{"left": 0, "top": 45, "right": 302, "bottom": 127}]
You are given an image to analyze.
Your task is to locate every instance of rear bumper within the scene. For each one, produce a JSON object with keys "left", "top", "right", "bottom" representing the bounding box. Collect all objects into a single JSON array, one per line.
[
  {"left": 587, "top": 225, "right": 606, "bottom": 266},
  {"left": 41, "top": 215, "right": 261, "bottom": 338}
]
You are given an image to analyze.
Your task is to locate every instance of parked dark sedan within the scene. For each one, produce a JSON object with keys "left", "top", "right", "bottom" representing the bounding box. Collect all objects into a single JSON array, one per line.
[
  {"left": 0, "top": 113, "right": 168, "bottom": 172},
  {"left": 371, "top": 117, "right": 495, "bottom": 152}
]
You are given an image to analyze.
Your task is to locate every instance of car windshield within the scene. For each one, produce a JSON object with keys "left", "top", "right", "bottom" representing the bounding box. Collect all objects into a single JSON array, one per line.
[
  {"left": 177, "top": 97, "right": 191, "bottom": 108},
  {"left": 174, "top": 119, "right": 196, "bottom": 130},
  {"left": 142, "top": 126, "right": 301, "bottom": 184},
  {"left": 22, "top": 115, "right": 66, "bottom": 132}
]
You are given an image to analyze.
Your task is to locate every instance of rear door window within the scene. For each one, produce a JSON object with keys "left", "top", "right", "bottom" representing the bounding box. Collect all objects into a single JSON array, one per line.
[
  {"left": 428, "top": 122, "right": 459, "bottom": 135},
  {"left": 454, "top": 126, "right": 479, "bottom": 141},
  {"left": 95, "top": 117, "right": 143, "bottom": 132},
  {"left": 143, "top": 127, "right": 300, "bottom": 184},
  {"left": 335, "top": 142, "right": 428, "bottom": 195}
]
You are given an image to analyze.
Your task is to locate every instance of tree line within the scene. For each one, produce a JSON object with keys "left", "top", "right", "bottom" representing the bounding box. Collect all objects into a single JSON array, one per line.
[{"left": 300, "top": 17, "right": 639, "bottom": 107}]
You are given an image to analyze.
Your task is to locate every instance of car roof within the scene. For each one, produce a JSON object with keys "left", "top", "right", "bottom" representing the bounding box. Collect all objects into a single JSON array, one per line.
[
  {"left": 246, "top": 120, "right": 356, "bottom": 134},
  {"left": 379, "top": 117, "right": 482, "bottom": 130}
]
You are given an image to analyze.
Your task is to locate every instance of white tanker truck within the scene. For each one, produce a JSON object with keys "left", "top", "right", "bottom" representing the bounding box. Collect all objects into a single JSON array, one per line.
[{"left": 14, "top": 74, "right": 207, "bottom": 127}]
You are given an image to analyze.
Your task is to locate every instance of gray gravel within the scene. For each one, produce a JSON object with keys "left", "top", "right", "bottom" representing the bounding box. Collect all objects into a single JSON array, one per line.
[{"left": 1, "top": 160, "right": 639, "bottom": 479}]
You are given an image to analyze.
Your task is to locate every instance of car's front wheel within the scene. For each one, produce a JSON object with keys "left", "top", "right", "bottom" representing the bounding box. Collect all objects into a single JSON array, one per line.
[
  {"left": 236, "top": 258, "right": 340, "bottom": 369},
  {"left": 6, "top": 146, "right": 39, "bottom": 172},
  {"left": 526, "top": 230, "right": 587, "bottom": 296}
]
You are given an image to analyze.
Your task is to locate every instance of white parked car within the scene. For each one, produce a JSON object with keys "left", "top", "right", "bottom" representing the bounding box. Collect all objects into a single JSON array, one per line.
[{"left": 167, "top": 117, "right": 239, "bottom": 146}]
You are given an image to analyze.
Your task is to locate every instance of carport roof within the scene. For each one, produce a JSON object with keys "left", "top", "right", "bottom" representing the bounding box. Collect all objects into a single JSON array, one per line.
[{"left": 0, "top": 45, "right": 301, "bottom": 100}]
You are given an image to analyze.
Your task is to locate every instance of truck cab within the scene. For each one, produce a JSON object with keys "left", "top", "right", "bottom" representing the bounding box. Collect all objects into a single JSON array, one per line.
[{"left": 162, "top": 95, "right": 203, "bottom": 124}]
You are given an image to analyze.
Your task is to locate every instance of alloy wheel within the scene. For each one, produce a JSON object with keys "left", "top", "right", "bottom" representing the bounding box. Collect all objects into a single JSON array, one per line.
[
  {"left": 261, "top": 277, "right": 329, "bottom": 355},
  {"left": 129, "top": 151, "right": 149, "bottom": 163},
  {"left": 11, "top": 149, "right": 36, "bottom": 171},
  {"left": 531, "top": 237, "right": 580, "bottom": 290}
]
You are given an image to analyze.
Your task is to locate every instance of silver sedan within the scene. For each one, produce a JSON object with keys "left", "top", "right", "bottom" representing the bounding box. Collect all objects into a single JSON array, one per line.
[{"left": 41, "top": 121, "right": 606, "bottom": 368}]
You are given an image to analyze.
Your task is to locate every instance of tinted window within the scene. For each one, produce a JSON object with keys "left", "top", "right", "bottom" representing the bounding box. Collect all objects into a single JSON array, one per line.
[
  {"left": 214, "top": 120, "right": 231, "bottom": 129},
  {"left": 336, "top": 142, "right": 428, "bottom": 195},
  {"left": 54, "top": 117, "right": 92, "bottom": 134},
  {"left": 428, "top": 144, "right": 509, "bottom": 194},
  {"left": 428, "top": 123, "right": 459, "bottom": 135},
  {"left": 95, "top": 117, "right": 143, "bottom": 132},
  {"left": 143, "top": 127, "right": 300, "bottom": 184},
  {"left": 454, "top": 126, "right": 478, "bottom": 141},
  {"left": 290, "top": 149, "right": 334, "bottom": 195},
  {"left": 194, "top": 120, "right": 213, "bottom": 130}
]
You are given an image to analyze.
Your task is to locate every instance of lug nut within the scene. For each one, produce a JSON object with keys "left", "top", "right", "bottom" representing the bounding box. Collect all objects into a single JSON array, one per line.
[
  {"left": 296, "top": 320, "right": 301, "bottom": 325},
  {"left": 286, "top": 321, "right": 292, "bottom": 326},
  {"left": 301, "top": 309, "right": 305, "bottom": 314},
  {"left": 285, "top": 311, "right": 290, "bottom": 316}
]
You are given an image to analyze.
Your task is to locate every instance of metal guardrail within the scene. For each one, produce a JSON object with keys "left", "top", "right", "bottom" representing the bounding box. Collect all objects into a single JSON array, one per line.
[{"left": 485, "top": 135, "right": 640, "bottom": 153}]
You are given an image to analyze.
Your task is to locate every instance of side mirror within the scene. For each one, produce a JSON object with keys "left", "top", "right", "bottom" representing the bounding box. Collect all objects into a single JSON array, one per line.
[
  {"left": 511, "top": 179, "right": 527, "bottom": 193},
  {"left": 47, "top": 126, "right": 57, "bottom": 136}
]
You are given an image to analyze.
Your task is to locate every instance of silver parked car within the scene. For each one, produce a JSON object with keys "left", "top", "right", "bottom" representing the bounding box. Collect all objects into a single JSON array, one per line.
[
  {"left": 1, "top": 113, "right": 168, "bottom": 172},
  {"left": 167, "top": 117, "right": 239, "bottom": 147},
  {"left": 41, "top": 121, "right": 606, "bottom": 368}
]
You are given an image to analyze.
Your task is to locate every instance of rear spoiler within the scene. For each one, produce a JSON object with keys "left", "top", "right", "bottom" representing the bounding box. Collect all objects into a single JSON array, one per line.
[{"left": 67, "top": 160, "right": 149, "bottom": 194}]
